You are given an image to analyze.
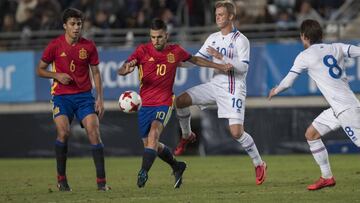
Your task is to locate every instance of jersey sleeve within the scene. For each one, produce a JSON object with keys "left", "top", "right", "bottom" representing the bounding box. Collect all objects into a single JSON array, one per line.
[
  {"left": 195, "top": 35, "right": 212, "bottom": 59},
  {"left": 235, "top": 36, "right": 250, "bottom": 62},
  {"left": 222, "top": 35, "right": 250, "bottom": 73},
  {"left": 273, "top": 52, "right": 307, "bottom": 94},
  {"left": 127, "top": 45, "right": 143, "bottom": 63},
  {"left": 89, "top": 41, "right": 100, "bottom": 66},
  {"left": 290, "top": 52, "right": 308, "bottom": 74},
  {"left": 176, "top": 45, "right": 192, "bottom": 62},
  {"left": 335, "top": 43, "right": 360, "bottom": 58},
  {"left": 41, "top": 41, "right": 56, "bottom": 64}
]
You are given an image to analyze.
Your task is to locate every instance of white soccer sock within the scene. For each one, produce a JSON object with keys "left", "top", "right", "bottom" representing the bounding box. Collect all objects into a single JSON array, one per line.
[
  {"left": 236, "top": 132, "right": 263, "bottom": 167},
  {"left": 176, "top": 107, "right": 191, "bottom": 139},
  {"left": 307, "top": 139, "right": 333, "bottom": 179}
]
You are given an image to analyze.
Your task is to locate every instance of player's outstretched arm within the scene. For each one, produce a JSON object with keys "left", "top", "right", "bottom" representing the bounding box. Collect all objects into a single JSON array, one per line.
[
  {"left": 268, "top": 71, "right": 299, "bottom": 100},
  {"left": 207, "top": 46, "right": 248, "bottom": 73},
  {"left": 188, "top": 56, "right": 232, "bottom": 73},
  {"left": 118, "top": 59, "right": 137, "bottom": 76},
  {"left": 36, "top": 60, "right": 73, "bottom": 85}
]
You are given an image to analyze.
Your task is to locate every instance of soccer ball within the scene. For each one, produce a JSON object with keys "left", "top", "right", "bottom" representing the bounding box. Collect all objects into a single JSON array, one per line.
[{"left": 118, "top": 90, "right": 142, "bottom": 113}]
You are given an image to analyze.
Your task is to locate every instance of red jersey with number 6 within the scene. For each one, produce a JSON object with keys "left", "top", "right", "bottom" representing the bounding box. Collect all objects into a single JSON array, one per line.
[
  {"left": 127, "top": 42, "right": 191, "bottom": 106},
  {"left": 41, "top": 35, "right": 99, "bottom": 95}
]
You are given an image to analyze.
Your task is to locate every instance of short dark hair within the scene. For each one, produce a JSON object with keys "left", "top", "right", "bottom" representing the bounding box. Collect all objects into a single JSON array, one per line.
[
  {"left": 62, "top": 8, "right": 84, "bottom": 24},
  {"left": 150, "top": 18, "right": 167, "bottom": 31},
  {"left": 300, "top": 19, "right": 323, "bottom": 44}
]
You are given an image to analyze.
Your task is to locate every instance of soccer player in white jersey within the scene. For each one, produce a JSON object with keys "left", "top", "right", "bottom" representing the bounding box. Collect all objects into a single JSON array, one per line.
[
  {"left": 268, "top": 19, "right": 360, "bottom": 190},
  {"left": 175, "top": 0, "right": 267, "bottom": 185}
]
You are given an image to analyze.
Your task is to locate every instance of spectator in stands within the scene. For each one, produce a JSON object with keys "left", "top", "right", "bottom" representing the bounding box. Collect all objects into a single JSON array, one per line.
[
  {"left": 1, "top": 14, "right": 19, "bottom": 32},
  {"left": 39, "top": 9, "right": 60, "bottom": 30},
  {"left": 159, "top": 8, "right": 177, "bottom": 32},
  {"left": 296, "top": 0, "right": 323, "bottom": 25},
  {"left": 0, "top": 0, "right": 18, "bottom": 29},
  {"left": 254, "top": 5, "right": 275, "bottom": 24},
  {"left": 276, "top": 9, "right": 295, "bottom": 30},
  {"left": 234, "top": 0, "right": 254, "bottom": 27},
  {"left": 71, "top": 0, "right": 96, "bottom": 19},
  {"left": 15, "top": 0, "right": 38, "bottom": 25},
  {"left": 93, "top": 9, "right": 111, "bottom": 29},
  {"left": 19, "top": 8, "right": 40, "bottom": 30}
]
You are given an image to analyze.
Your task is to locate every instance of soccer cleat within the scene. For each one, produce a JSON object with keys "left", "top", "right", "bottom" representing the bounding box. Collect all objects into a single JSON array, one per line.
[
  {"left": 173, "top": 161, "right": 187, "bottom": 188},
  {"left": 255, "top": 161, "right": 267, "bottom": 185},
  {"left": 57, "top": 180, "right": 72, "bottom": 191},
  {"left": 137, "top": 169, "right": 148, "bottom": 188},
  {"left": 307, "top": 177, "right": 336, "bottom": 191},
  {"left": 97, "top": 179, "right": 111, "bottom": 191},
  {"left": 174, "top": 132, "right": 197, "bottom": 156},
  {"left": 97, "top": 184, "right": 111, "bottom": 191}
]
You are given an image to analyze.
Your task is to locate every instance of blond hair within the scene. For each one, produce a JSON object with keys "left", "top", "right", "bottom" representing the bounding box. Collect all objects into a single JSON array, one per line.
[{"left": 215, "top": 0, "right": 236, "bottom": 16}]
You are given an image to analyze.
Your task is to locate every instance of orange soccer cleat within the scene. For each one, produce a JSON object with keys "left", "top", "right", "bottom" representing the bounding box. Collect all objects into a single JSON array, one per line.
[
  {"left": 174, "top": 132, "right": 196, "bottom": 156},
  {"left": 307, "top": 177, "right": 336, "bottom": 190},
  {"left": 255, "top": 161, "right": 267, "bottom": 185}
]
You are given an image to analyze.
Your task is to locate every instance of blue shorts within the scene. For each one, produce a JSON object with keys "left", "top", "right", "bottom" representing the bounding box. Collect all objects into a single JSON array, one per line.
[
  {"left": 52, "top": 91, "right": 95, "bottom": 123},
  {"left": 138, "top": 105, "right": 173, "bottom": 138}
]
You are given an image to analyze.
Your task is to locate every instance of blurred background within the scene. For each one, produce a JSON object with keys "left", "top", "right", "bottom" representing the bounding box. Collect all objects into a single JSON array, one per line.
[{"left": 1, "top": 0, "right": 360, "bottom": 157}]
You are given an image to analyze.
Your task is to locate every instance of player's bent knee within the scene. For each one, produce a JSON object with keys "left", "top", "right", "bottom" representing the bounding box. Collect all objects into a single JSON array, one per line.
[
  {"left": 175, "top": 93, "right": 192, "bottom": 108},
  {"left": 305, "top": 126, "right": 321, "bottom": 141},
  {"left": 229, "top": 125, "right": 244, "bottom": 139}
]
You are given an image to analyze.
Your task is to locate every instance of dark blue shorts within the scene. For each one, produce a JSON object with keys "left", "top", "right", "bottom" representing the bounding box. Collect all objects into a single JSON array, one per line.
[
  {"left": 138, "top": 105, "right": 173, "bottom": 138},
  {"left": 52, "top": 91, "right": 95, "bottom": 123}
]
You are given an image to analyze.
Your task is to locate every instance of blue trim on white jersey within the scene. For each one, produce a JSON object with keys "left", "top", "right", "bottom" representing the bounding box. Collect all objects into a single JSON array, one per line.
[
  {"left": 347, "top": 45, "right": 352, "bottom": 57},
  {"left": 242, "top": 60, "right": 249, "bottom": 65},
  {"left": 198, "top": 51, "right": 210, "bottom": 59},
  {"left": 290, "top": 70, "right": 301, "bottom": 75}
]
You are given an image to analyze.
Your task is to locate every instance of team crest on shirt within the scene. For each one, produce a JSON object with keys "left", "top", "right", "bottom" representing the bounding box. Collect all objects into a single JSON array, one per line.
[
  {"left": 229, "top": 43, "right": 234, "bottom": 48},
  {"left": 212, "top": 41, "right": 216, "bottom": 46},
  {"left": 167, "top": 52, "right": 175, "bottom": 63},
  {"left": 79, "top": 48, "right": 88, "bottom": 60}
]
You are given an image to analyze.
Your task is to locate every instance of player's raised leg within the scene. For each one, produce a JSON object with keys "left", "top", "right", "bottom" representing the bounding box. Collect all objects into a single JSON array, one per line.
[
  {"left": 54, "top": 115, "right": 72, "bottom": 191},
  {"left": 175, "top": 92, "right": 197, "bottom": 156},
  {"left": 82, "top": 114, "right": 110, "bottom": 191},
  {"left": 230, "top": 122, "right": 267, "bottom": 185},
  {"left": 305, "top": 124, "right": 336, "bottom": 190},
  {"left": 157, "top": 143, "right": 187, "bottom": 188}
]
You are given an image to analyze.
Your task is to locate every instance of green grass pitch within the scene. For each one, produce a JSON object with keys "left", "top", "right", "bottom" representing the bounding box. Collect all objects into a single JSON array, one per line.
[{"left": 1, "top": 155, "right": 359, "bottom": 202}]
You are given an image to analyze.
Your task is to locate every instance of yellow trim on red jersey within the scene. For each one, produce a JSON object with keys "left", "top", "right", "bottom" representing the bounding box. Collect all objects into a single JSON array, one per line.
[
  {"left": 138, "top": 64, "right": 143, "bottom": 88},
  {"left": 50, "top": 62, "right": 58, "bottom": 95}
]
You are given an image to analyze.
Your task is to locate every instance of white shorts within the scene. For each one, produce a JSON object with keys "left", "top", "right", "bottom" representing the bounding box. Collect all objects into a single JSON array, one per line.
[
  {"left": 186, "top": 82, "right": 245, "bottom": 124},
  {"left": 313, "top": 107, "right": 360, "bottom": 146}
]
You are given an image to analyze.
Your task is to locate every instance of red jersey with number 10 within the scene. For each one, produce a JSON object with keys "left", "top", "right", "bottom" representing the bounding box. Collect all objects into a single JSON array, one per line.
[
  {"left": 41, "top": 35, "right": 99, "bottom": 95},
  {"left": 127, "top": 43, "right": 191, "bottom": 106}
]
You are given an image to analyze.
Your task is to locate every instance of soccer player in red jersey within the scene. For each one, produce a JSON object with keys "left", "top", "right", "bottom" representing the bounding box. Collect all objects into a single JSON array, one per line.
[
  {"left": 36, "top": 8, "right": 110, "bottom": 191},
  {"left": 118, "top": 19, "right": 232, "bottom": 188}
]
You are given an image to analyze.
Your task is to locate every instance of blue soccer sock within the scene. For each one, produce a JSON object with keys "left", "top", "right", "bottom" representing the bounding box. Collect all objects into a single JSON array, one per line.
[
  {"left": 91, "top": 143, "right": 106, "bottom": 182},
  {"left": 141, "top": 148, "right": 157, "bottom": 172},
  {"left": 158, "top": 145, "right": 178, "bottom": 170},
  {"left": 55, "top": 140, "right": 68, "bottom": 178}
]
